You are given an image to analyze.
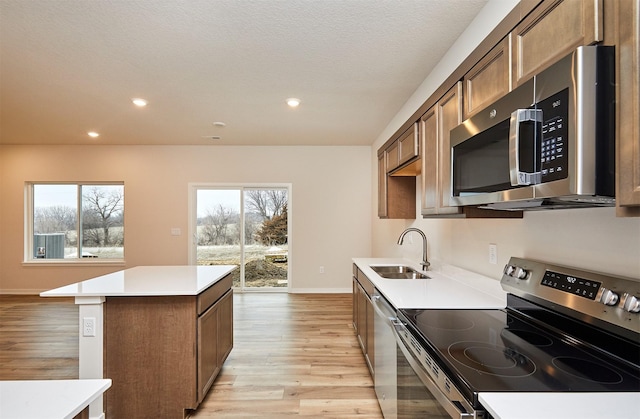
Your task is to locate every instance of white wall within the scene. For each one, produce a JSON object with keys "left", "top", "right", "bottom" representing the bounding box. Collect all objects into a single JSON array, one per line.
[
  {"left": 371, "top": 0, "right": 640, "bottom": 281},
  {"left": 0, "top": 145, "right": 372, "bottom": 293}
]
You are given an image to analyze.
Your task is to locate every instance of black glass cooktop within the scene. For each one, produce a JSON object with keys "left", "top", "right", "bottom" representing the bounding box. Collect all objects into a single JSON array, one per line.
[{"left": 399, "top": 307, "right": 640, "bottom": 406}]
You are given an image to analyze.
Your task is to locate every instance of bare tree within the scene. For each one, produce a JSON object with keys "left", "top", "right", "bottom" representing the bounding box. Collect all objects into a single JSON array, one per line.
[
  {"left": 245, "top": 189, "right": 288, "bottom": 220},
  {"left": 201, "top": 204, "right": 237, "bottom": 245},
  {"left": 34, "top": 205, "right": 76, "bottom": 233},
  {"left": 82, "top": 187, "right": 124, "bottom": 246},
  {"left": 267, "top": 190, "right": 287, "bottom": 217},
  {"left": 245, "top": 190, "right": 270, "bottom": 219}
]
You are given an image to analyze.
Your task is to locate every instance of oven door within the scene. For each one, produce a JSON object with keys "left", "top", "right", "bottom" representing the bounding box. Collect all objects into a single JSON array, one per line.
[{"left": 392, "top": 318, "right": 477, "bottom": 419}]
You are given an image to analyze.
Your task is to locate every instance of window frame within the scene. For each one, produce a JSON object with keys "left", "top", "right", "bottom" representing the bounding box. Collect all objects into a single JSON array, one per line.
[{"left": 23, "top": 182, "right": 126, "bottom": 266}]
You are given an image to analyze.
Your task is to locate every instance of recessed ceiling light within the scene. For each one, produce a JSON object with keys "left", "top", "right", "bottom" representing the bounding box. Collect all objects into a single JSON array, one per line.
[
  {"left": 286, "top": 98, "right": 301, "bottom": 108},
  {"left": 87, "top": 131, "right": 100, "bottom": 138},
  {"left": 132, "top": 98, "right": 148, "bottom": 107},
  {"left": 202, "top": 135, "right": 221, "bottom": 140},
  {"left": 212, "top": 121, "right": 226, "bottom": 127}
]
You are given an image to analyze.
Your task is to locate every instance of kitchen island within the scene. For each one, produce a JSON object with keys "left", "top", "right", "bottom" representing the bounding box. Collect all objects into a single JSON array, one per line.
[
  {"left": 41, "top": 265, "right": 236, "bottom": 419},
  {"left": 0, "top": 379, "right": 111, "bottom": 419}
]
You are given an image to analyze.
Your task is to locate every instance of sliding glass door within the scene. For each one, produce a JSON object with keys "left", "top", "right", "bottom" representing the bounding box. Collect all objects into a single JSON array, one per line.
[{"left": 191, "top": 185, "right": 290, "bottom": 291}]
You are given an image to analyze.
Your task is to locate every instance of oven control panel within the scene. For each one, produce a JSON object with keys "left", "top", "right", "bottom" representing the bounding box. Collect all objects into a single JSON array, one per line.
[
  {"left": 540, "top": 270, "right": 601, "bottom": 300},
  {"left": 501, "top": 257, "right": 639, "bottom": 334}
]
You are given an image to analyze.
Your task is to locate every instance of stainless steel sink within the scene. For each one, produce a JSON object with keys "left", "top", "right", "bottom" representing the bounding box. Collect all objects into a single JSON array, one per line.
[{"left": 370, "top": 265, "right": 430, "bottom": 279}]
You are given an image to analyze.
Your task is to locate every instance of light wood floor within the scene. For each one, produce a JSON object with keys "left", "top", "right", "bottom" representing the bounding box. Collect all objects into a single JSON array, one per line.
[{"left": 0, "top": 293, "right": 382, "bottom": 418}]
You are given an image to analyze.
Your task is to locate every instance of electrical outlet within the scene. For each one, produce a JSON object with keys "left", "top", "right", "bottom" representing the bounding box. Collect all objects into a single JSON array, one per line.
[
  {"left": 488, "top": 244, "right": 498, "bottom": 265},
  {"left": 83, "top": 317, "right": 96, "bottom": 337},
  {"left": 319, "top": 266, "right": 325, "bottom": 274}
]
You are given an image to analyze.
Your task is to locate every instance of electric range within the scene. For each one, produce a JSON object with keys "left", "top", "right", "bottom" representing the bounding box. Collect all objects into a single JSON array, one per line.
[{"left": 395, "top": 257, "right": 640, "bottom": 418}]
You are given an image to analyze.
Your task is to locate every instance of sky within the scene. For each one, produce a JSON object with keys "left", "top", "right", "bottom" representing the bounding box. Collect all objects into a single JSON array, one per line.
[{"left": 33, "top": 184, "right": 123, "bottom": 208}]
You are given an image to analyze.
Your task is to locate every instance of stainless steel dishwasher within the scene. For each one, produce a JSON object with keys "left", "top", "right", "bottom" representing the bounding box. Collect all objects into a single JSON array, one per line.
[{"left": 371, "top": 290, "right": 397, "bottom": 419}]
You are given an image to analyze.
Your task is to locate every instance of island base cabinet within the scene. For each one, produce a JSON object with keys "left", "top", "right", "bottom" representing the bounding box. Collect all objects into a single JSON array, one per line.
[
  {"left": 198, "top": 289, "right": 233, "bottom": 402},
  {"left": 103, "top": 275, "right": 233, "bottom": 419}
]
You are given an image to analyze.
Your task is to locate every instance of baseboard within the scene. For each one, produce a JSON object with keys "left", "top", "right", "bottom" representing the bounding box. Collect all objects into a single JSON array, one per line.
[{"left": 288, "top": 288, "right": 351, "bottom": 294}]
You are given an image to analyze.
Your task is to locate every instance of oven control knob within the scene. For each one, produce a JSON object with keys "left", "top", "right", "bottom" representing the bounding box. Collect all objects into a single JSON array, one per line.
[
  {"left": 504, "top": 265, "right": 515, "bottom": 276},
  {"left": 514, "top": 267, "right": 528, "bottom": 280},
  {"left": 599, "top": 288, "right": 619, "bottom": 306},
  {"left": 622, "top": 294, "right": 640, "bottom": 313}
]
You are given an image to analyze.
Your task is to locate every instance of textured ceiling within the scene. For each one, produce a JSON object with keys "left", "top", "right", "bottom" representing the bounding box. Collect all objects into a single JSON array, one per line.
[{"left": 0, "top": 0, "right": 488, "bottom": 146}]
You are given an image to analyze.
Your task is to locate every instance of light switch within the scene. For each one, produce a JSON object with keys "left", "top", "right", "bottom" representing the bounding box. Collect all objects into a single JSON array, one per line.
[{"left": 171, "top": 228, "right": 181, "bottom": 236}]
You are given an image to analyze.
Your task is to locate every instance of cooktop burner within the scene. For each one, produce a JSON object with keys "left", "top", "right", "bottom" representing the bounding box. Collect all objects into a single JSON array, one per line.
[
  {"left": 448, "top": 341, "right": 536, "bottom": 377},
  {"left": 400, "top": 307, "right": 640, "bottom": 400}
]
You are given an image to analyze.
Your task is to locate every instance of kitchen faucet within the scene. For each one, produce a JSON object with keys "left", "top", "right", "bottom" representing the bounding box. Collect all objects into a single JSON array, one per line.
[{"left": 397, "top": 228, "right": 430, "bottom": 271}]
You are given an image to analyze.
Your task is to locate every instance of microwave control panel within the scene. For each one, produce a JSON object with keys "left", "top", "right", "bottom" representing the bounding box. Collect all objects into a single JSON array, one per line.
[{"left": 538, "top": 88, "right": 569, "bottom": 182}]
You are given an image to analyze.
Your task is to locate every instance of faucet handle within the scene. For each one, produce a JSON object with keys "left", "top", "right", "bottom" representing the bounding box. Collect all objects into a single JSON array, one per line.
[{"left": 420, "top": 261, "right": 431, "bottom": 271}]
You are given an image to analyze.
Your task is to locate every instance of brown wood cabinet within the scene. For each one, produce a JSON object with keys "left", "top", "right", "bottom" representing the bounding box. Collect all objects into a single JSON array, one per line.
[
  {"left": 512, "top": 0, "right": 603, "bottom": 87},
  {"left": 104, "top": 274, "right": 233, "bottom": 419},
  {"left": 615, "top": 0, "right": 640, "bottom": 215},
  {"left": 463, "top": 35, "right": 512, "bottom": 119},
  {"left": 398, "top": 123, "right": 420, "bottom": 167},
  {"left": 377, "top": 152, "right": 416, "bottom": 219},
  {"left": 197, "top": 289, "right": 233, "bottom": 402},
  {"left": 421, "top": 83, "right": 464, "bottom": 216},
  {"left": 352, "top": 266, "right": 374, "bottom": 375}
]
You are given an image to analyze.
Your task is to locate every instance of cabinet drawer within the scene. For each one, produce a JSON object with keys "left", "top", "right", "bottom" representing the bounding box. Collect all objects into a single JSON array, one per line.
[{"left": 197, "top": 273, "right": 233, "bottom": 315}]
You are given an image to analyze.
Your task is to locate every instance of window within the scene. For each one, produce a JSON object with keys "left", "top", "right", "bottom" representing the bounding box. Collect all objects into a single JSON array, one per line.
[{"left": 26, "top": 183, "right": 124, "bottom": 261}]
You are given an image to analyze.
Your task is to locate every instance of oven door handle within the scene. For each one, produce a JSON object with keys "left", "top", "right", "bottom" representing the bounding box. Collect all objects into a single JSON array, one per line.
[
  {"left": 509, "top": 108, "right": 542, "bottom": 186},
  {"left": 391, "top": 321, "right": 475, "bottom": 419}
]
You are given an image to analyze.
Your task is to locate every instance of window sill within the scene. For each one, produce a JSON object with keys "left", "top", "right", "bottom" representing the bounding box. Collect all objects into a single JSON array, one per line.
[{"left": 22, "top": 259, "right": 126, "bottom": 267}]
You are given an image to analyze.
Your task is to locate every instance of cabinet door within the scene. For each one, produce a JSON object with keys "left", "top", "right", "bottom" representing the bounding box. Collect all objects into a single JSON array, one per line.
[
  {"left": 616, "top": 0, "right": 640, "bottom": 213},
  {"left": 438, "top": 83, "right": 463, "bottom": 213},
  {"left": 356, "top": 284, "right": 367, "bottom": 352},
  {"left": 464, "top": 35, "right": 511, "bottom": 119},
  {"left": 217, "top": 290, "right": 233, "bottom": 367},
  {"left": 377, "top": 154, "right": 388, "bottom": 218},
  {"left": 352, "top": 276, "right": 359, "bottom": 331},
  {"left": 386, "top": 142, "right": 400, "bottom": 172},
  {"left": 512, "top": 0, "right": 603, "bottom": 87},
  {"left": 420, "top": 106, "right": 438, "bottom": 215},
  {"left": 365, "top": 295, "right": 375, "bottom": 375},
  {"left": 398, "top": 123, "right": 419, "bottom": 166},
  {"left": 421, "top": 83, "right": 462, "bottom": 215},
  {"left": 198, "top": 301, "right": 219, "bottom": 402}
]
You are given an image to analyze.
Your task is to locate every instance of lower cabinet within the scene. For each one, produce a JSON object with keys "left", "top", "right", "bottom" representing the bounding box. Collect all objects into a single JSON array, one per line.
[
  {"left": 104, "top": 274, "right": 233, "bottom": 419},
  {"left": 198, "top": 289, "right": 233, "bottom": 402},
  {"left": 352, "top": 265, "right": 374, "bottom": 375}
]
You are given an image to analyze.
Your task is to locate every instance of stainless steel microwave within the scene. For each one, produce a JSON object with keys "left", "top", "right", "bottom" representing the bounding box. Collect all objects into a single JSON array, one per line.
[{"left": 450, "top": 46, "right": 616, "bottom": 210}]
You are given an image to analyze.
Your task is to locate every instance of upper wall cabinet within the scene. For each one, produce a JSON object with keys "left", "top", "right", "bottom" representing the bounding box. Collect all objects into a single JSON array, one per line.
[
  {"left": 378, "top": 123, "right": 419, "bottom": 219},
  {"left": 398, "top": 123, "right": 419, "bottom": 167},
  {"left": 615, "top": 0, "right": 640, "bottom": 215},
  {"left": 386, "top": 123, "right": 420, "bottom": 176},
  {"left": 378, "top": 150, "right": 416, "bottom": 220},
  {"left": 463, "top": 35, "right": 512, "bottom": 120},
  {"left": 421, "top": 83, "right": 462, "bottom": 216},
  {"left": 512, "top": 0, "right": 603, "bottom": 87}
]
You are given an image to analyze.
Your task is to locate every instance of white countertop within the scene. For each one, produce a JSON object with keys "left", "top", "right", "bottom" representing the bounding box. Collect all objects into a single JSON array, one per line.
[
  {"left": 479, "top": 392, "right": 640, "bottom": 419},
  {"left": 40, "top": 265, "right": 237, "bottom": 297},
  {"left": 353, "top": 258, "right": 506, "bottom": 309},
  {"left": 0, "top": 379, "right": 111, "bottom": 419}
]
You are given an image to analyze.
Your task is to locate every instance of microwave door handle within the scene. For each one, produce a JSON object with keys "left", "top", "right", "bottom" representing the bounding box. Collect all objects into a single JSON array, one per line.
[{"left": 509, "top": 109, "right": 543, "bottom": 186}]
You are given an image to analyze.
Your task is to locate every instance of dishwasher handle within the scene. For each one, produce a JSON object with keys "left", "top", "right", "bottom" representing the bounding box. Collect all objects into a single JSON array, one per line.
[{"left": 371, "top": 293, "right": 396, "bottom": 323}]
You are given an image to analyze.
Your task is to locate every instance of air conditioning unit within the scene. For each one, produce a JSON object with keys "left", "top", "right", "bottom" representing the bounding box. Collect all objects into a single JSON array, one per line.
[{"left": 33, "top": 233, "right": 65, "bottom": 259}]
